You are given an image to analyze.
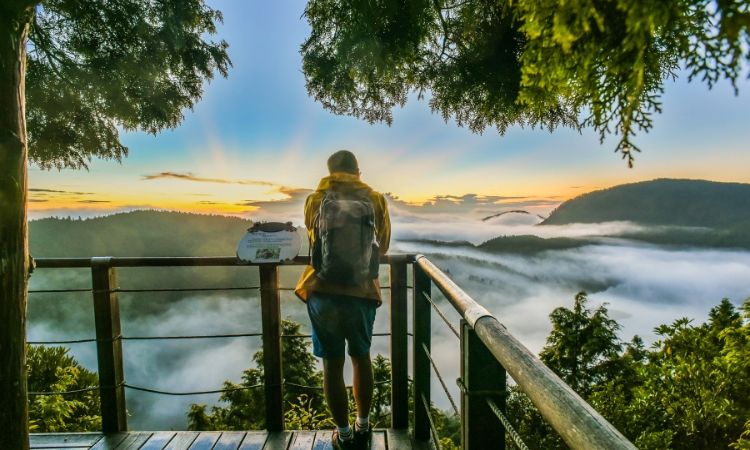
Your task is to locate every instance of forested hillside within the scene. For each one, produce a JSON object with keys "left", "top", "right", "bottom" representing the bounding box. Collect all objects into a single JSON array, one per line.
[
  {"left": 542, "top": 179, "right": 750, "bottom": 228},
  {"left": 29, "top": 210, "right": 253, "bottom": 257}
]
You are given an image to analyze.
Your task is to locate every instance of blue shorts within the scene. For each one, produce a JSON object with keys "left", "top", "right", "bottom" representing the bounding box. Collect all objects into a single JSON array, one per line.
[{"left": 306, "top": 292, "right": 377, "bottom": 359}]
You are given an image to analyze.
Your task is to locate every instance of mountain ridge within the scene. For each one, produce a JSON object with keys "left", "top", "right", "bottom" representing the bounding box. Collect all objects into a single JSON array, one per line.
[{"left": 542, "top": 178, "right": 750, "bottom": 228}]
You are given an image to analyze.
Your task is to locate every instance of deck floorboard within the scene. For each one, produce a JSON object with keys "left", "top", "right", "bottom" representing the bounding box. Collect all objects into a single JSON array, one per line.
[{"left": 31, "top": 429, "right": 424, "bottom": 450}]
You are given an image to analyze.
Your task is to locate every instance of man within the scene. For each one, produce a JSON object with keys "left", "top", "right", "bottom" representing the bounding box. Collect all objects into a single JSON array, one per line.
[{"left": 295, "top": 150, "right": 391, "bottom": 449}]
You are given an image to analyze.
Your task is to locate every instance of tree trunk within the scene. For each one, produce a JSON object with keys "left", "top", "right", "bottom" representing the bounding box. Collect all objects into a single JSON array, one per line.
[{"left": 0, "top": 3, "right": 33, "bottom": 450}]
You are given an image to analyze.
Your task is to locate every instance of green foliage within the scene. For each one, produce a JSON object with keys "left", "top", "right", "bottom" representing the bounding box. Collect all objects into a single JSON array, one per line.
[
  {"left": 732, "top": 420, "right": 750, "bottom": 449},
  {"left": 370, "top": 354, "right": 393, "bottom": 427},
  {"left": 284, "top": 394, "right": 334, "bottom": 430},
  {"left": 539, "top": 292, "right": 622, "bottom": 395},
  {"left": 302, "top": 0, "right": 435, "bottom": 125},
  {"left": 27, "top": 345, "right": 101, "bottom": 432},
  {"left": 431, "top": 408, "right": 460, "bottom": 450},
  {"left": 302, "top": 1, "right": 749, "bottom": 164},
  {"left": 610, "top": 298, "right": 750, "bottom": 449},
  {"left": 188, "top": 320, "right": 323, "bottom": 430},
  {"left": 508, "top": 294, "right": 750, "bottom": 449},
  {"left": 26, "top": 0, "right": 230, "bottom": 169}
]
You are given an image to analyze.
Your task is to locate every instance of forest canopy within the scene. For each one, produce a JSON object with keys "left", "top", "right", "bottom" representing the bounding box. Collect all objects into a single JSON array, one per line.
[{"left": 301, "top": 0, "right": 750, "bottom": 166}]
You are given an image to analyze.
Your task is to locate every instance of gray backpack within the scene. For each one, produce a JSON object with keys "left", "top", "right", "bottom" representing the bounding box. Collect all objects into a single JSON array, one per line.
[{"left": 312, "top": 190, "right": 379, "bottom": 285}]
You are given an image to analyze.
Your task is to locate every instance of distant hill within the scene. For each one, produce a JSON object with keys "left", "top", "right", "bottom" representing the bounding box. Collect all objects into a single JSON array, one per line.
[
  {"left": 30, "top": 210, "right": 253, "bottom": 257},
  {"left": 28, "top": 211, "right": 261, "bottom": 318},
  {"left": 479, "top": 235, "right": 585, "bottom": 254},
  {"left": 542, "top": 179, "right": 750, "bottom": 229}
]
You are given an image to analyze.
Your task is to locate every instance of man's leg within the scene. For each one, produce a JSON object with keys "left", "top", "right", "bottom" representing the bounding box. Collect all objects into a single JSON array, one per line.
[
  {"left": 351, "top": 354, "right": 373, "bottom": 419},
  {"left": 308, "top": 294, "right": 351, "bottom": 443},
  {"left": 323, "top": 356, "right": 349, "bottom": 427}
]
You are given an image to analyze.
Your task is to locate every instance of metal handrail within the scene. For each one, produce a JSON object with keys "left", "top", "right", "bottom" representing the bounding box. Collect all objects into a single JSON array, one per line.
[{"left": 414, "top": 254, "right": 636, "bottom": 450}]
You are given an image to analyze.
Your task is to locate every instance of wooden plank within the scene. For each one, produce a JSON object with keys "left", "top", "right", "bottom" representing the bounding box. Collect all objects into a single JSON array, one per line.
[
  {"left": 389, "top": 261, "right": 409, "bottom": 429},
  {"left": 89, "top": 433, "right": 128, "bottom": 450},
  {"left": 163, "top": 432, "right": 199, "bottom": 450},
  {"left": 187, "top": 432, "right": 221, "bottom": 450},
  {"left": 213, "top": 432, "right": 246, "bottom": 450},
  {"left": 370, "top": 430, "right": 386, "bottom": 450},
  {"left": 260, "top": 265, "right": 284, "bottom": 431},
  {"left": 113, "top": 432, "right": 152, "bottom": 450},
  {"left": 91, "top": 259, "right": 127, "bottom": 432},
  {"left": 140, "top": 432, "right": 177, "bottom": 450},
  {"left": 386, "top": 429, "right": 411, "bottom": 450},
  {"left": 237, "top": 432, "right": 268, "bottom": 450},
  {"left": 263, "top": 431, "right": 292, "bottom": 450},
  {"left": 311, "top": 431, "right": 333, "bottom": 450},
  {"left": 288, "top": 431, "right": 315, "bottom": 450},
  {"left": 30, "top": 433, "right": 103, "bottom": 448}
]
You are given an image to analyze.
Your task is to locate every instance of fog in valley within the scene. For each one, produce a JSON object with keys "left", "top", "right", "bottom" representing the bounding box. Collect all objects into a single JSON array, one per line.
[{"left": 26, "top": 212, "right": 750, "bottom": 429}]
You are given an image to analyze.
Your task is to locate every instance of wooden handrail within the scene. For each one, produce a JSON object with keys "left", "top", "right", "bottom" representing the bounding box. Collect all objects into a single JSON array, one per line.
[
  {"left": 414, "top": 255, "right": 637, "bottom": 450},
  {"left": 32, "top": 254, "right": 413, "bottom": 268}
]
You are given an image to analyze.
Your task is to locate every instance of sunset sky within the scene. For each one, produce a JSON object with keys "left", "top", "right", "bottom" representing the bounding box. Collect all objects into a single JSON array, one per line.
[{"left": 28, "top": 1, "right": 750, "bottom": 221}]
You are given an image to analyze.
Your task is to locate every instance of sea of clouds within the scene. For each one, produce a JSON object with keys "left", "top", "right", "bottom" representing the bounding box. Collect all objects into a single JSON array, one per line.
[{"left": 26, "top": 212, "right": 750, "bottom": 429}]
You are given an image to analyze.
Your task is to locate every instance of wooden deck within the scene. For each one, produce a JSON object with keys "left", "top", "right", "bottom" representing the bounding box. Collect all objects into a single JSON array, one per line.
[{"left": 30, "top": 429, "right": 430, "bottom": 450}]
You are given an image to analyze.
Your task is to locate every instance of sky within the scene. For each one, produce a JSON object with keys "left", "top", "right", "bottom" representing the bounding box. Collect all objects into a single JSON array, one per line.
[{"left": 28, "top": 0, "right": 750, "bottom": 220}]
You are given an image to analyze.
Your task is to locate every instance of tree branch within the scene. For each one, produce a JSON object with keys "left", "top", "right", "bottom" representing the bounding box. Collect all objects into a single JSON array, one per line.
[{"left": 431, "top": 0, "right": 450, "bottom": 61}]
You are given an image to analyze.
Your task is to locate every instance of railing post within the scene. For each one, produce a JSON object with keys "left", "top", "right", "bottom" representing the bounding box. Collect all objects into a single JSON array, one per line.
[
  {"left": 260, "top": 264, "right": 283, "bottom": 431},
  {"left": 461, "top": 319, "right": 506, "bottom": 450},
  {"left": 413, "top": 262, "right": 431, "bottom": 441},
  {"left": 91, "top": 257, "right": 127, "bottom": 432},
  {"left": 389, "top": 261, "right": 409, "bottom": 429}
]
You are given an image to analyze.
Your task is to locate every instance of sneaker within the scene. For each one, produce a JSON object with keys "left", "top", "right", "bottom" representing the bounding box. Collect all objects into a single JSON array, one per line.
[
  {"left": 354, "top": 422, "right": 372, "bottom": 449},
  {"left": 332, "top": 429, "right": 355, "bottom": 450}
]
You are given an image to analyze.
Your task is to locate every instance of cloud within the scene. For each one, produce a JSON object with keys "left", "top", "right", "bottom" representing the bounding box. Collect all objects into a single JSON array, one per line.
[
  {"left": 385, "top": 193, "right": 561, "bottom": 221},
  {"left": 394, "top": 219, "right": 646, "bottom": 244},
  {"left": 29, "top": 188, "right": 94, "bottom": 195},
  {"left": 77, "top": 200, "right": 111, "bottom": 203},
  {"left": 141, "top": 171, "right": 277, "bottom": 187},
  {"left": 390, "top": 239, "right": 750, "bottom": 412},
  {"left": 239, "top": 187, "right": 313, "bottom": 222},
  {"left": 233, "top": 187, "right": 564, "bottom": 233},
  {"left": 26, "top": 218, "right": 750, "bottom": 425}
]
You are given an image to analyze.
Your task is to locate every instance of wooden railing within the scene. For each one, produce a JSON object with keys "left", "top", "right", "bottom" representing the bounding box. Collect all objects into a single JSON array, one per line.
[{"left": 31, "top": 254, "right": 636, "bottom": 449}]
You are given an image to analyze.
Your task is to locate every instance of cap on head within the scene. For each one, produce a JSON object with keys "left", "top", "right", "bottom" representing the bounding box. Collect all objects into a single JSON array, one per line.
[{"left": 327, "top": 150, "right": 359, "bottom": 175}]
